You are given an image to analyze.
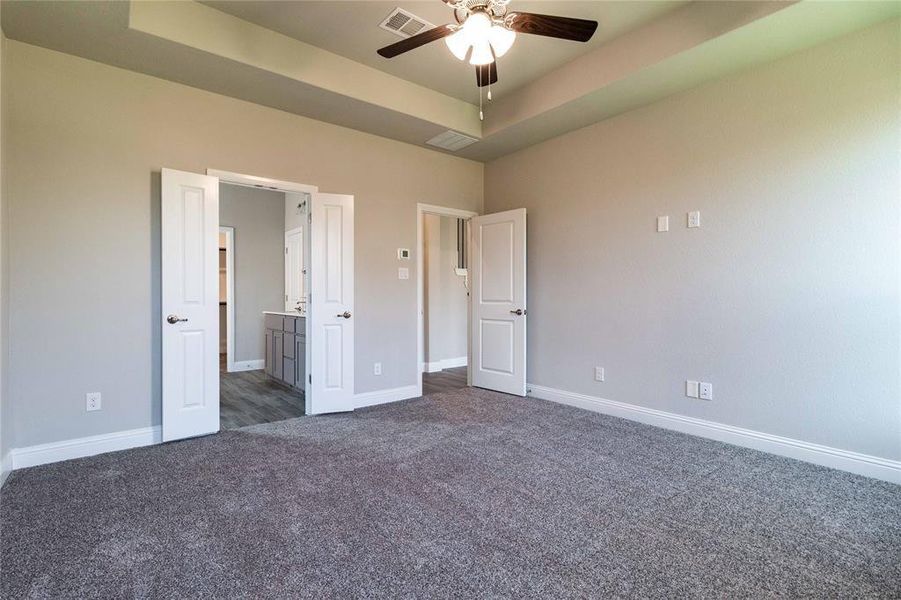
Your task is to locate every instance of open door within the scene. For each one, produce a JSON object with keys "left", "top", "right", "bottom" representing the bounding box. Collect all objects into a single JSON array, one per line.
[
  {"left": 161, "top": 168, "right": 220, "bottom": 441},
  {"left": 471, "top": 208, "right": 527, "bottom": 396},
  {"left": 309, "top": 193, "right": 355, "bottom": 414},
  {"left": 285, "top": 227, "right": 304, "bottom": 311}
]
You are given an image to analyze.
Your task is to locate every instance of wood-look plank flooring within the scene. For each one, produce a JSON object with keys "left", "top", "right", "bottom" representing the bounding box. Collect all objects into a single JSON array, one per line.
[
  {"left": 220, "top": 354, "right": 304, "bottom": 430},
  {"left": 422, "top": 366, "right": 469, "bottom": 396}
]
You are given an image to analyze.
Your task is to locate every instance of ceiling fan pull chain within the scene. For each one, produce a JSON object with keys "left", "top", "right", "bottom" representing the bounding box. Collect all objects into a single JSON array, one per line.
[
  {"left": 488, "top": 66, "right": 493, "bottom": 101},
  {"left": 479, "top": 84, "right": 484, "bottom": 121}
]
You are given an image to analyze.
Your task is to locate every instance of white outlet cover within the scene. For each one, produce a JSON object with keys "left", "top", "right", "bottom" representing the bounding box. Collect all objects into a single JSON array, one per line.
[
  {"left": 685, "top": 381, "right": 699, "bottom": 398},
  {"left": 398, "top": 267, "right": 410, "bottom": 280},
  {"left": 656, "top": 216, "right": 669, "bottom": 232},
  {"left": 86, "top": 392, "right": 102, "bottom": 411},
  {"left": 699, "top": 382, "right": 713, "bottom": 400},
  {"left": 373, "top": 362, "right": 382, "bottom": 375},
  {"left": 594, "top": 366, "right": 605, "bottom": 382}
]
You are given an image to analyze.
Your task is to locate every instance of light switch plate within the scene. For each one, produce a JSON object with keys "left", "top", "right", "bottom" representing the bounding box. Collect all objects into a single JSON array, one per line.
[
  {"left": 398, "top": 267, "right": 409, "bottom": 280},
  {"left": 397, "top": 248, "right": 410, "bottom": 260},
  {"left": 688, "top": 211, "right": 701, "bottom": 228},
  {"left": 594, "top": 366, "right": 605, "bottom": 382},
  {"left": 699, "top": 382, "right": 713, "bottom": 400},
  {"left": 657, "top": 216, "right": 669, "bottom": 232},
  {"left": 685, "top": 381, "right": 699, "bottom": 398}
]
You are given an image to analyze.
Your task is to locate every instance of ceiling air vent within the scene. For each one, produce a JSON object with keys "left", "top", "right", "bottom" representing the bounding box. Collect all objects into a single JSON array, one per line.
[
  {"left": 379, "top": 8, "right": 435, "bottom": 39},
  {"left": 426, "top": 130, "right": 479, "bottom": 152}
]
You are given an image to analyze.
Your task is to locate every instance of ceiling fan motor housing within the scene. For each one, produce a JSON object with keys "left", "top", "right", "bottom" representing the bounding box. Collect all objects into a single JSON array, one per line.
[{"left": 446, "top": 0, "right": 511, "bottom": 24}]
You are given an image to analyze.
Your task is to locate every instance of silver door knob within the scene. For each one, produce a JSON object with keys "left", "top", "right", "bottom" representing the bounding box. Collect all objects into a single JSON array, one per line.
[
  {"left": 337, "top": 311, "right": 352, "bottom": 319},
  {"left": 167, "top": 314, "right": 188, "bottom": 324},
  {"left": 510, "top": 309, "right": 525, "bottom": 316}
]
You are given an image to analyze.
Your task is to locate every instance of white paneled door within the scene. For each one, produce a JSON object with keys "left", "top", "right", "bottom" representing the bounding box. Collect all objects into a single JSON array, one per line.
[
  {"left": 471, "top": 208, "right": 527, "bottom": 396},
  {"left": 161, "top": 168, "right": 220, "bottom": 441},
  {"left": 309, "top": 193, "right": 355, "bottom": 414},
  {"left": 285, "top": 227, "right": 304, "bottom": 311}
]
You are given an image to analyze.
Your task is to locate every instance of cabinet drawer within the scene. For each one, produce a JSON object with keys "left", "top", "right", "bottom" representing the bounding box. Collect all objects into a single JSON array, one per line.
[
  {"left": 283, "top": 317, "right": 296, "bottom": 334},
  {"left": 265, "top": 314, "right": 284, "bottom": 331}
]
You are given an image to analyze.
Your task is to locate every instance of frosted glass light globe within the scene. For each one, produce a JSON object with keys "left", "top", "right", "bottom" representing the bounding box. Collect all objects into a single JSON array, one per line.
[{"left": 488, "top": 25, "right": 516, "bottom": 57}]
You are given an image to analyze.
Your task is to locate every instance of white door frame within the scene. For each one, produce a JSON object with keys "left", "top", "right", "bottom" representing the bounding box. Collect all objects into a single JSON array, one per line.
[
  {"left": 207, "top": 169, "right": 319, "bottom": 195},
  {"left": 207, "top": 169, "right": 318, "bottom": 377},
  {"left": 416, "top": 203, "right": 479, "bottom": 396},
  {"left": 219, "top": 226, "right": 236, "bottom": 372}
]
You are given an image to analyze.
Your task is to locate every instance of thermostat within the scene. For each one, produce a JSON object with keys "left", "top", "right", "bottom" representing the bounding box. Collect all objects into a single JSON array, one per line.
[{"left": 397, "top": 248, "right": 411, "bottom": 260}]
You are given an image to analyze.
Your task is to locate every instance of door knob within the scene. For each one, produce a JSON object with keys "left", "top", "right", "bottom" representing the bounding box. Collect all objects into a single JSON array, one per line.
[
  {"left": 337, "top": 311, "right": 352, "bottom": 319},
  {"left": 167, "top": 314, "right": 188, "bottom": 324},
  {"left": 510, "top": 309, "right": 525, "bottom": 316}
]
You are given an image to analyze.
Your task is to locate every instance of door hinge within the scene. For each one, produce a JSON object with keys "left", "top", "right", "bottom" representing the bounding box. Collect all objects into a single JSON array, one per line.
[
  {"left": 285, "top": 247, "right": 288, "bottom": 254},
  {"left": 308, "top": 374, "right": 312, "bottom": 384}
]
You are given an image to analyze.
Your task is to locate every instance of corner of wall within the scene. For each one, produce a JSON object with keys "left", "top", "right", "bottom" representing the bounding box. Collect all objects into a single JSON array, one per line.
[{"left": 0, "top": 16, "right": 12, "bottom": 486}]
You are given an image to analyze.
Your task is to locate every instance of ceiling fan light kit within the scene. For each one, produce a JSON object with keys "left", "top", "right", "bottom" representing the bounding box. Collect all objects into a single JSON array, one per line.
[
  {"left": 376, "top": 0, "right": 598, "bottom": 122},
  {"left": 444, "top": 10, "right": 514, "bottom": 65}
]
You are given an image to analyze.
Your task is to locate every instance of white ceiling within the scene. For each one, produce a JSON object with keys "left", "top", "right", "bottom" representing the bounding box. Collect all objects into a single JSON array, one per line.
[{"left": 199, "top": 1, "right": 687, "bottom": 102}]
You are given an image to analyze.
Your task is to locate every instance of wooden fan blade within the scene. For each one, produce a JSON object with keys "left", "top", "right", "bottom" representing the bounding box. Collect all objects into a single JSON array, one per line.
[
  {"left": 377, "top": 24, "right": 456, "bottom": 58},
  {"left": 505, "top": 13, "right": 598, "bottom": 42},
  {"left": 476, "top": 62, "right": 498, "bottom": 87}
]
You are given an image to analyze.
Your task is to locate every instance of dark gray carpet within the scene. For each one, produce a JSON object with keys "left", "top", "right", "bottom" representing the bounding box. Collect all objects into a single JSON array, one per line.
[{"left": 2, "top": 388, "right": 899, "bottom": 598}]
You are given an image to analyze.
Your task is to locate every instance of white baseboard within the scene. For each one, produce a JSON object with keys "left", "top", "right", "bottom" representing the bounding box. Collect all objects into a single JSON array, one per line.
[
  {"left": 529, "top": 384, "right": 901, "bottom": 485},
  {"left": 0, "top": 451, "right": 11, "bottom": 487},
  {"left": 230, "top": 359, "right": 264, "bottom": 372},
  {"left": 423, "top": 357, "right": 468, "bottom": 373},
  {"left": 441, "top": 356, "right": 468, "bottom": 369},
  {"left": 355, "top": 384, "right": 420, "bottom": 409},
  {"left": 11, "top": 426, "right": 162, "bottom": 470}
]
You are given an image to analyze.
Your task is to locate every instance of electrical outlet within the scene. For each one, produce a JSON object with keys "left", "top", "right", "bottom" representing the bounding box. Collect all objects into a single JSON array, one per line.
[
  {"left": 373, "top": 362, "right": 382, "bottom": 376},
  {"left": 699, "top": 382, "right": 713, "bottom": 400},
  {"left": 86, "top": 392, "right": 102, "bottom": 412},
  {"left": 398, "top": 267, "right": 409, "bottom": 280},
  {"left": 656, "top": 216, "right": 669, "bottom": 232},
  {"left": 594, "top": 366, "right": 605, "bottom": 382},
  {"left": 688, "top": 211, "right": 701, "bottom": 228},
  {"left": 685, "top": 381, "right": 699, "bottom": 398}
]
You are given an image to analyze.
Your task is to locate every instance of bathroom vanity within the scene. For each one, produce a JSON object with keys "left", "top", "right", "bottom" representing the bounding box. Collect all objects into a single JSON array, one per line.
[{"left": 263, "top": 312, "right": 306, "bottom": 392}]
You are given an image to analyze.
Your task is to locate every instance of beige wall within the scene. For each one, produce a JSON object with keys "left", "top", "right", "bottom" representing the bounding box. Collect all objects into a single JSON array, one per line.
[
  {"left": 219, "top": 184, "right": 285, "bottom": 363},
  {"left": 6, "top": 41, "right": 482, "bottom": 448},
  {"left": 423, "top": 214, "right": 468, "bottom": 366},
  {"left": 0, "top": 23, "right": 10, "bottom": 478},
  {"left": 485, "top": 20, "right": 901, "bottom": 460}
]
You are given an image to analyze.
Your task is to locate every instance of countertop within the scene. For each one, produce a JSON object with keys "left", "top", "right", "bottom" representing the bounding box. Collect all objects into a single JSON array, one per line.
[{"left": 263, "top": 311, "right": 306, "bottom": 318}]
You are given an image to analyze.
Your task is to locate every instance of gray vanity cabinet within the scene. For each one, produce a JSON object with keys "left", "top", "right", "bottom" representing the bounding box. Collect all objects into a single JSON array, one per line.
[
  {"left": 293, "top": 334, "right": 306, "bottom": 388},
  {"left": 264, "top": 314, "right": 306, "bottom": 392}
]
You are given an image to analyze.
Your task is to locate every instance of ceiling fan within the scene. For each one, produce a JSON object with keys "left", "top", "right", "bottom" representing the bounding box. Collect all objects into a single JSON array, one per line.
[{"left": 377, "top": 0, "right": 598, "bottom": 115}]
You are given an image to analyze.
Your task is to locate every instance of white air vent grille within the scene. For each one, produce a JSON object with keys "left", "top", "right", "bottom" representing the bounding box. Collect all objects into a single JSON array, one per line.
[
  {"left": 426, "top": 130, "right": 479, "bottom": 152},
  {"left": 379, "top": 8, "right": 435, "bottom": 38}
]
